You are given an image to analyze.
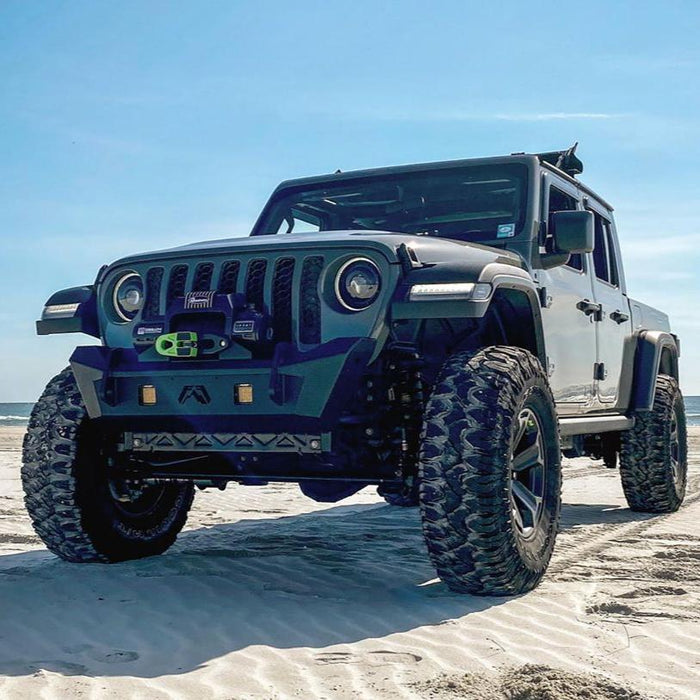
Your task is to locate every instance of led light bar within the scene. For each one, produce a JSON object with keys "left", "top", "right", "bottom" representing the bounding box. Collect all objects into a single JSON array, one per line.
[
  {"left": 408, "top": 282, "right": 491, "bottom": 302},
  {"left": 42, "top": 303, "right": 80, "bottom": 319}
]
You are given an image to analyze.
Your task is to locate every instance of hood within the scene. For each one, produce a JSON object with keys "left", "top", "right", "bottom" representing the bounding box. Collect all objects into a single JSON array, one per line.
[{"left": 112, "top": 230, "right": 524, "bottom": 271}]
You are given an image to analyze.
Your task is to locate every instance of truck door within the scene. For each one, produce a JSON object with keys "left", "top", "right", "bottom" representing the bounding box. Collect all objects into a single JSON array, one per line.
[
  {"left": 537, "top": 178, "right": 597, "bottom": 412},
  {"left": 587, "top": 203, "right": 632, "bottom": 405}
]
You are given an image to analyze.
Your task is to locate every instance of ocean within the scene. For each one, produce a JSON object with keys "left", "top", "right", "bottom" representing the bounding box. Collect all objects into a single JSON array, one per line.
[
  {"left": 3, "top": 398, "right": 700, "bottom": 427},
  {"left": 0, "top": 402, "right": 34, "bottom": 427},
  {"left": 685, "top": 396, "right": 700, "bottom": 427}
]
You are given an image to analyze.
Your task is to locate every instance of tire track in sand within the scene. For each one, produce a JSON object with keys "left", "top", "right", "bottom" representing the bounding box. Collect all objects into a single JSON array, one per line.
[{"left": 549, "top": 473, "right": 700, "bottom": 578}]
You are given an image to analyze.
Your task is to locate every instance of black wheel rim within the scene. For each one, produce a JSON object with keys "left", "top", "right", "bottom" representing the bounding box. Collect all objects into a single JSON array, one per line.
[
  {"left": 509, "top": 407, "right": 546, "bottom": 540},
  {"left": 670, "top": 405, "right": 683, "bottom": 494},
  {"left": 670, "top": 412, "right": 679, "bottom": 480}
]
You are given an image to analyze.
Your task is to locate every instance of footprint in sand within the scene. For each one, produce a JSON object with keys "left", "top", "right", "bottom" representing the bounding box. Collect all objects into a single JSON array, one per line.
[
  {"left": 315, "top": 650, "right": 422, "bottom": 666},
  {"left": 93, "top": 650, "right": 140, "bottom": 664},
  {"left": 0, "top": 659, "right": 88, "bottom": 676},
  {"left": 654, "top": 547, "right": 700, "bottom": 561},
  {"left": 618, "top": 585, "right": 688, "bottom": 599},
  {"left": 72, "top": 647, "right": 140, "bottom": 664},
  {"left": 586, "top": 601, "right": 637, "bottom": 616},
  {"left": 61, "top": 644, "right": 140, "bottom": 665}
]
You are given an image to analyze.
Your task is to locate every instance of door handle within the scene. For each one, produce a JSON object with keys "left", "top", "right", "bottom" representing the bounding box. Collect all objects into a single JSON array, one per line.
[
  {"left": 576, "top": 299, "right": 603, "bottom": 319},
  {"left": 609, "top": 309, "right": 629, "bottom": 324}
]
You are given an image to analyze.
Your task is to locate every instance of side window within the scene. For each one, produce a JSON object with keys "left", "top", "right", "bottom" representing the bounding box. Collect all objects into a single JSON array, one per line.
[
  {"left": 604, "top": 220, "right": 620, "bottom": 287},
  {"left": 548, "top": 186, "right": 582, "bottom": 271},
  {"left": 566, "top": 254, "right": 584, "bottom": 273},
  {"left": 591, "top": 213, "right": 619, "bottom": 286}
]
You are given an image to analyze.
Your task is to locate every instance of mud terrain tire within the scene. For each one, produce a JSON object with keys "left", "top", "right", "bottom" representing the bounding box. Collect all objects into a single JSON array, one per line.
[
  {"left": 21, "top": 368, "right": 194, "bottom": 563},
  {"left": 619, "top": 374, "right": 687, "bottom": 513},
  {"left": 419, "top": 347, "right": 561, "bottom": 595}
]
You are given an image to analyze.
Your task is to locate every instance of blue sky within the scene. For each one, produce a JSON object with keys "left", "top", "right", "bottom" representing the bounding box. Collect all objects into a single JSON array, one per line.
[{"left": 1, "top": 0, "right": 699, "bottom": 400}]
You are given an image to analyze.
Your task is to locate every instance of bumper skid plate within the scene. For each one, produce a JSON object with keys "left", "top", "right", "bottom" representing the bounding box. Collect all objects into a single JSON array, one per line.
[{"left": 124, "top": 431, "right": 328, "bottom": 454}]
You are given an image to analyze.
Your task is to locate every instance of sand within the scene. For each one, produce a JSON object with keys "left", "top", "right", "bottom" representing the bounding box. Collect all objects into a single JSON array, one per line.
[{"left": 1, "top": 425, "right": 699, "bottom": 700}]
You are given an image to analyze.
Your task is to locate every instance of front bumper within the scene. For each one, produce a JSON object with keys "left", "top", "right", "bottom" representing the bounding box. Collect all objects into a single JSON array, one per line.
[{"left": 70, "top": 337, "right": 375, "bottom": 435}]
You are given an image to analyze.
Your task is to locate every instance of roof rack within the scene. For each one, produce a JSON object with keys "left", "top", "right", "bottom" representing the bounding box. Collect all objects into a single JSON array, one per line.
[{"left": 535, "top": 142, "right": 583, "bottom": 177}]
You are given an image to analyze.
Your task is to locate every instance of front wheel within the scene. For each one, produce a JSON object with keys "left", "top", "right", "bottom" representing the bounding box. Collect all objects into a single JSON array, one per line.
[
  {"left": 21, "top": 368, "right": 194, "bottom": 563},
  {"left": 419, "top": 347, "right": 562, "bottom": 596}
]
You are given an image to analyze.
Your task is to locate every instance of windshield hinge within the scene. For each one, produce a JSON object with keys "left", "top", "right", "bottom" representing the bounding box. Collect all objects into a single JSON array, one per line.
[{"left": 397, "top": 243, "right": 424, "bottom": 275}]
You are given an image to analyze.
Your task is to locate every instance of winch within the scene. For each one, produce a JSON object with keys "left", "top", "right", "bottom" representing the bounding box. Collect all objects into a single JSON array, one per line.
[{"left": 132, "top": 291, "right": 273, "bottom": 358}]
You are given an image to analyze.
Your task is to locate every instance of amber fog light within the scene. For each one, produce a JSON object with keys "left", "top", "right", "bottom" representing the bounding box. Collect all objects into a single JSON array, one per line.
[
  {"left": 235, "top": 384, "right": 254, "bottom": 404},
  {"left": 139, "top": 385, "right": 158, "bottom": 405}
]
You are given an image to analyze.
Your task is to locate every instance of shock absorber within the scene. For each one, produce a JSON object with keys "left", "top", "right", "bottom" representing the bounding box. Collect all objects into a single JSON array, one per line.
[{"left": 384, "top": 343, "right": 425, "bottom": 480}]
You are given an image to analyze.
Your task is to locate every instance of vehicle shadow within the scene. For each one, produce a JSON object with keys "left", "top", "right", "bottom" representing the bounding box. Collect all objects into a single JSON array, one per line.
[
  {"left": 559, "top": 501, "right": 657, "bottom": 529},
  {"left": 0, "top": 498, "right": 659, "bottom": 679},
  {"left": 0, "top": 502, "right": 499, "bottom": 679}
]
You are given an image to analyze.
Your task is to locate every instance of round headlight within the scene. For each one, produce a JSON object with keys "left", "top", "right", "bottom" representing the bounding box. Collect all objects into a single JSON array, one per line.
[
  {"left": 335, "top": 258, "right": 381, "bottom": 311},
  {"left": 112, "top": 272, "right": 144, "bottom": 322}
]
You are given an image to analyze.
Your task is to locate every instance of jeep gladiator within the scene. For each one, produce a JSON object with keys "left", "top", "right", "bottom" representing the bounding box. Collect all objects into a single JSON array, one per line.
[{"left": 23, "top": 146, "right": 687, "bottom": 595}]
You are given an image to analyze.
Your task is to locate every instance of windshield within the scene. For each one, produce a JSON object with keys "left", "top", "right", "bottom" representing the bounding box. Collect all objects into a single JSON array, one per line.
[{"left": 253, "top": 163, "right": 528, "bottom": 243}]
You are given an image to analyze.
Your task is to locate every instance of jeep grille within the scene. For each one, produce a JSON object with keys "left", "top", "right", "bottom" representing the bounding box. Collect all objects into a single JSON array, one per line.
[
  {"left": 192, "top": 262, "right": 214, "bottom": 292},
  {"left": 272, "top": 257, "right": 295, "bottom": 343},
  {"left": 143, "top": 267, "right": 164, "bottom": 321},
  {"left": 218, "top": 260, "right": 240, "bottom": 294},
  {"left": 245, "top": 259, "right": 267, "bottom": 311},
  {"left": 143, "top": 254, "right": 324, "bottom": 346},
  {"left": 299, "top": 256, "right": 323, "bottom": 344},
  {"left": 166, "top": 264, "right": 188, "bottom": 304}
]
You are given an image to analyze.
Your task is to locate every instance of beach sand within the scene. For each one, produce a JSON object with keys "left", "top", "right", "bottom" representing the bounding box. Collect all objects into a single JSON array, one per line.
[{"left": 1, "top": 425, "right": 699, "bottom": 699}]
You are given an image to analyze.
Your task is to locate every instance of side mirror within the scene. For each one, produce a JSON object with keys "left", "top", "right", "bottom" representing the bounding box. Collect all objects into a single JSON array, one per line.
[{"left": 551, "top": 210, "right": 594, "bottom": 254}]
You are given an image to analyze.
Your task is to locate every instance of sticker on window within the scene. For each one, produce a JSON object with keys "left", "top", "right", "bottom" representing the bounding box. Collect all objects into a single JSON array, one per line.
[{"left": 497, "top": 223, "right": 516, "bottom": 238}]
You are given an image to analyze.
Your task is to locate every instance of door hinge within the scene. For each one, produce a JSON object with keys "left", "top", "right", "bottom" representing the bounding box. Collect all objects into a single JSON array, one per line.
[
  {"left": 538, "top": 286, "right": 552, "bottom": 308},
  {"left": 594, "top": 362, "right": 607, "bottom": 381}
]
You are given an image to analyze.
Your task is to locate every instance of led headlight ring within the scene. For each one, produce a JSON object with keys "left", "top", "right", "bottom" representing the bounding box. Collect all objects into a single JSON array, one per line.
[
  {"left": 112, "top": 272, "right": 144, "bottom": 322},
  {"left": 334, "top": 258, "right": 382, "bottom": 312}
]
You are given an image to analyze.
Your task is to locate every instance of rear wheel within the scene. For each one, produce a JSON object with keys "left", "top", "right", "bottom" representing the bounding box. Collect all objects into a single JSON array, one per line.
[
  {"left": 21, "top": 368, "right": 194, "bottom": 563},
  {"left": 419, "top": 347, "right": 561, "bottom": 595},
  {"left": 619, "top": 374, "right": 687, "bottom": 513}
]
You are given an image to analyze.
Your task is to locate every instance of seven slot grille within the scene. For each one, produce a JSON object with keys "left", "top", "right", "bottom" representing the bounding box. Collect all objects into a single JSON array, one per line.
[{"left": 142, "top": 255, "right": 325, "bottom": 344}]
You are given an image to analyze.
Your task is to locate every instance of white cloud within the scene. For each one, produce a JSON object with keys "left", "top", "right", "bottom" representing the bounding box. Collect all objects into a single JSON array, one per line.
[
  {"left": 304, "top": 104, "right": 624, "bottom": 123},
  {"left": 596, "top": 55, "right": 698, "bottom": 73},
  {"left": 494, "top": 112, "right": 618, "bottom": 122}
]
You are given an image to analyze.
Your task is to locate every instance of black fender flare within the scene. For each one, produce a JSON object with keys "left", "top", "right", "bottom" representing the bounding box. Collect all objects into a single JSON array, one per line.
[
  {"left": 630, "top": 330, "right": 680, "bottom": 411},
  {"left": 390, "top": 266, "right": 547, "bottom": 368},
  {"left": 36, "top": 285, "right": 99, "bottom": 338},
  {"left": 486, "top": 275, "right": 547, "bottom": 368}
]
